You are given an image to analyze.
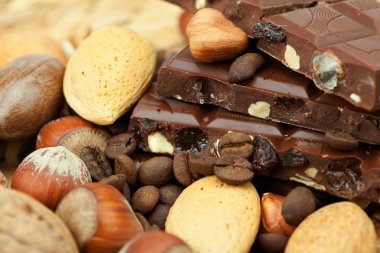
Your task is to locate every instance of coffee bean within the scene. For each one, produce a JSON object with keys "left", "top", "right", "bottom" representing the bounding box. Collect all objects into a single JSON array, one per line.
[
  {"left": 135, "top": 212, "right": 151, "bottom": 231},
  {"left": 173, "top": 153, "right": 193, "bottom": 186},
  {"left": 252, "top": 136, "right": 278, "bottom": 175},
  {"left": 214, "top": 155, "right": 253, "bottom": 185},
  {"left": 132, "top": 185, "right": 160, "bottom": 214},
  {"left": 228, "top": 53, "right": 264, "bottom": 83},
  {"left": 188, "top": 154, "right": 214, "bottom": 177},
  {"left": 255, "top": 233, "right": 289, "bottom": 253},
  {"left": 282, "top": 186, "right": 317, "bottom": 226},
  {"left": 114, "top": 154, "right": 137, "bottom": 186},
  {"left": 325, "top": 131, "right": 358, "bottom": 151},
  {"left": 138, "top": 156, "right": 174, "bottom": 187},
  {"left": 123, "top": 182, "right": 131, "bottom": 203},
  {"left": 105, "top": 133, "right": 137, "bottom": 159},
  {"left": 80, "top": 147, "right": 112, "bottom": 181},
  {"left": 159, "top": 184, "right": 183, "bottom": 206},
  {"left": 100, "top": 174, "right": 126, "bottom": 191},
  {"left": 148, "top": 204, "right": 170, "bottom": 230},
  {"left": 218, "top": 132, "right": 253, "bottom": 159}
]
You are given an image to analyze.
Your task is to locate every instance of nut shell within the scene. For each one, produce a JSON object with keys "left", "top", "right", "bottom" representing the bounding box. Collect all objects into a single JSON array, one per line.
[
  {"left": 11, "top": 146, "right": 91, "bottom": 210},
  {"left": 0, "top": 54, "right": 64, "bottom": 140},
  {"left": 0, "top": 187, "right": 78, "bottom": 253}
]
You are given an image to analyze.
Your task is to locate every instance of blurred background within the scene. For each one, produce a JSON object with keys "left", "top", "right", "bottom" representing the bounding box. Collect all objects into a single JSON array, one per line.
[{"left": 0, "top": 0, "right": 185, "bottom": 51}]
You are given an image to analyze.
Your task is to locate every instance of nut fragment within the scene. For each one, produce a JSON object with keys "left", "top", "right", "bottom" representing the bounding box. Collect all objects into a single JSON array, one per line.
[
  {"left": 248, "top": 101, "right": 271, "bottom": 119},
  {"left": 284, "top": 45, "right": 300, "bottom": 70},
  {"left": 148, "top": 132, "right": 174, "bottom": 155},
  {"left": 312, "top": 51, "right": 343, "bottom": 91}
]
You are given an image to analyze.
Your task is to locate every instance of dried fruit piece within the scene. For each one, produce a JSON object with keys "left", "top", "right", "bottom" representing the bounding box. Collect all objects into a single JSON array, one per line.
[
  {"left": 251, "top": 22, "right": 285, "bottom": 43},
  {"left": 252, "top": 136, "right": 278, "bottom": 174},
  {"left": 174, "top": 128, "right": 208, "bottom": 154},
  {"left": 281, "top": 149, "right": 309, "bottom": 168}
]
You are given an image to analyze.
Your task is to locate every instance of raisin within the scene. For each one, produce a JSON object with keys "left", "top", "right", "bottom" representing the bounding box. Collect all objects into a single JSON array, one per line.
[
  {"left": 281, "top": 148, "right": 309, "bottom": 168},
  {"left": 324, "top": 158, "right": 364, "bottom": 198},
  {"left": 252, "top": 136, "right": 278, "bottom": 174},
  {"left": 251, "top": 21, "right": 285, "bottom": 43},
  {"left": 174, "top": 128, "right": 208, "bottom": 154}
]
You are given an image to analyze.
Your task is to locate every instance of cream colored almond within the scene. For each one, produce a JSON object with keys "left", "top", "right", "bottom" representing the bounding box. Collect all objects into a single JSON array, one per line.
[
  {"left": 64, "top": 26, "right": 156, "bottom": 125},
  {"left": 166, "top": 176, "right": 260, "bottom": 253},
  {"left": 285, "top": 201, "right": 377, "bottom": 253}
]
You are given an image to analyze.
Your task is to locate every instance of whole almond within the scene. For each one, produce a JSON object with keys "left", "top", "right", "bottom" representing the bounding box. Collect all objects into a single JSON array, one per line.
[
  {"left": 186, "top": 8, "right": 248, "bottom": 63},
  {"left": 64, "top": 26, "right": 156, "bottom": 125},
  {"left": 285, "top": 201, "right": 376, "bottom": 253},
  {"left": 166, "top": 175, "right": 261, "bottom": 253},
  {"left": 0, "top": 55, "right": 64, "bottom": 140},
  {"left": 0, "top": 31, "right": 66, "bottom": 66}
]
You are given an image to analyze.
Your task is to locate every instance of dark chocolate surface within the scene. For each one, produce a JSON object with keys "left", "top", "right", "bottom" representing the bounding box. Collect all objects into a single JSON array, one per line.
[
  {"left": 157, "top": 47, "right": 380, "bottom": 145},
  {"left": 129, "top": 87, "right": 380, "bottom": 202},
  {"left": 258, "top": 0, "right": 380, "bottom": 111}
]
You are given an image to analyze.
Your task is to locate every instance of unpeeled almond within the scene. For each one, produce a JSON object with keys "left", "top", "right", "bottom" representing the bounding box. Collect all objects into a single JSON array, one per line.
[
  {"left": 285, "top": 201, "right": 377, "bottom": 253},
  {"left": 165, "top": 175, "right": 260, "bottom": 253},
  {"left": 63, "top": 26, "right": 156, "bottom": 125}
]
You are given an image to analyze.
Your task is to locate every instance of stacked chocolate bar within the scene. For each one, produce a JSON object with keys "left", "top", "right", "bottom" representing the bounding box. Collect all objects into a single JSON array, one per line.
[{"left": 128, "top": 0, "right": 380, "bottom": 203}]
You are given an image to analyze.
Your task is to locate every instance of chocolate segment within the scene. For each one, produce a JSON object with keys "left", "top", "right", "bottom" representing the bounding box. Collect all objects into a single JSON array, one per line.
[
  {"left": 257, "top": 0, "right": 380, "bottom": 111},
  {"left": 157, "top": 47, "right": 380, "bottom": 145},
  {"left": 129, "top": 88, "right": 380, "bottom": 202}
]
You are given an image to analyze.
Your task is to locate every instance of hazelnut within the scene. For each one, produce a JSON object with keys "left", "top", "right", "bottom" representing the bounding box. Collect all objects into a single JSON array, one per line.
[
  {"left": 248, "top": 101, "right": 271, "bottom": 119},
  {"left": 56, "top": 183, "right": 143, "bottom": 253},
  {"left": 186, "top": 8, "right": 248, "bottom": 63},
  {"left": 36, "top": 116, "right": 93, "bottom": 149},
  {"left": 119, "top": 231, "right": 192, "bottom": 253},
  {"left": 11, "top": 146, "right": 92, "bottom": 210},
  {"left": 284, "top": 45, "right": 300, "bottom": 70},
  {"left": 147, "top": 132, "right": 174, "bottom": 155},
  {"left": 0, "top": 187, "right": 78, "bottom": 252},
  {"left": 261, "top": 193, "right": 295, "bottom": 236}
]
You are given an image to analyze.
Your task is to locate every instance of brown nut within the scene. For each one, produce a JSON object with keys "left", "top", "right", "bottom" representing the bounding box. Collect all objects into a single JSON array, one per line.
[
  {"left": 56, "top": 183, "right": 143, "bottom": 253},
  {"left": 0, "top": 187, "right": 78, "bottom": 252},
  {"left": 0, "top": 55, "right": 64, "bottom": 140},
  {"left": 186, "top": 8, "right": 248, "bottom": 63},
  {"left": 261, "top": 193, "right": 295, "bottom": 236}
]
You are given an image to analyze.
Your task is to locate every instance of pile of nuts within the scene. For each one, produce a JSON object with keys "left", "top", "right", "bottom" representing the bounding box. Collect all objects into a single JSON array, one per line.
[{"left": 0, "top": 6, "right": 379, "bottom": 253}]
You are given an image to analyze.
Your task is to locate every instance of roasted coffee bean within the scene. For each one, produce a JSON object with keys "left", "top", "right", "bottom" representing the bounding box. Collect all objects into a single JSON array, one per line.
[
  {"left": 325, "top": 131, "right": 359, "bottom": 151},
  {"left": 228, "top": 53, "right": 264, "bottom": 83},
  {"left": 173, "top": 153, "right": 193, "bottom": 186},
  {"left": 132, "top": 185, "right": 160, "bottom": 214},
  {"left": 138, "top": 156, "right": 174, "bottom": 187},
  {"left": 114, "top": 154, "right": 137, "bottom": 186},
  {"left": 100, "top": 174, "right": 126, "bottom": 191},
  {"left": 80, "top": 147, "right": 112, "bottom": 181},
  {"left": 188, "top": 154, "right": 214, "bottom": 177},
  {"left": 159, "top": 184, "right": 183, "bottom": 206},
  {"left": 218, "top": 132, "right": 253, "bottom": 159},
  {"left": 255, "top": 233, "right": 289, "bottom": 253},
  {"left": 251, "top": 21, "right": 285, "bottom": 43},
  {"left": 105, "top": 133, "right": 137, "bottom": 159},
  {"left": 252, "top": 136, "right": 278, "bottom": 175},
  {"left": 148, "top": 204, "right": 170, "bottom": 230},
  {"left": 134, "top": 212, "right": 151, "bottom": 231},
  {"left": 281, "top": 148, "right": 309, "bottom": 168},
  {"left": 123, "top": 182, "right": 131, "bottom": 203},
  {"left": 282, "top": 187, "right": 317, "bottom": 226},
  {"left": 214, "top": 155, "right": 253, "bottom": 185}
]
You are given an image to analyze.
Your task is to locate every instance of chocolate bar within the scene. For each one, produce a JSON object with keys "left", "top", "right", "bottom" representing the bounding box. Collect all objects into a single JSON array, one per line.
[
  {"left": 157, "top": 47, "right": 380, "bottom": 145},
  {"left": 166, "top": 0, "right": 341, "bottom": 34},
  {"left": 129, "top": 87, "right": 380, "bottom": 202},
  {"left": 256, "top": 0, "right": 380, "bottom": 111}
]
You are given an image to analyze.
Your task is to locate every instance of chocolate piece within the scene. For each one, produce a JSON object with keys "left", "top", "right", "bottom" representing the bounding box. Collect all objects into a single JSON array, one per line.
[
  {"left": 129, "top": 89, "right": 380, "bottom": 202},
  {"left": 165, "top": 0, "right": 341, "bottom": 33},
  {"left": 257, "top": 0, "right": 380, "bottom": 111},
  {"left": 157, "top": 47, "right": 380, "bottom": 145}
]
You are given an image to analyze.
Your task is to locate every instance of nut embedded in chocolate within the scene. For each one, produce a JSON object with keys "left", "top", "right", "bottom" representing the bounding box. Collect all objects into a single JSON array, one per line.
[
  {"left": 80, "top": 147, "right": 112, "bottom": 181},
  {"left": 218, "top": 132, "right": 253, "bottom": 159},
  {"left": 213, "top": 154, "right": 254, "bottom": 185},
  {"left": 312, "top": 51, "right": 343, "bottom": 91},
  {"left": 252, "top": 136, "right": 278, "bottom": 174},
  {"left": 105, "top": 133, "right": 137, "bottom": 159},
  {"left": 251, "top": 21, "right": 285, "bottom": 43},
  {"left": 228, "top": 53, "right": 264, "bottom": 83}
]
